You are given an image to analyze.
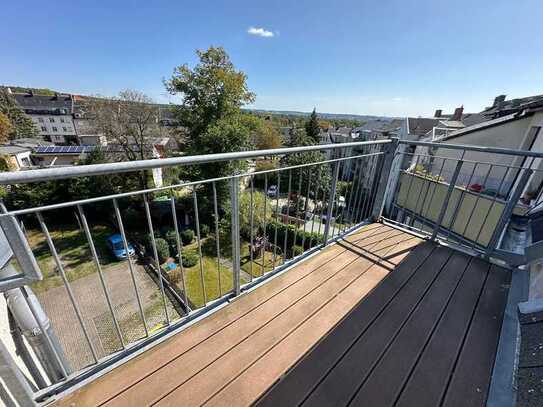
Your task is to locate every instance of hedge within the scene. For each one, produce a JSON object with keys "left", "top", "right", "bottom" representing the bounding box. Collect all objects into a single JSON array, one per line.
[{"left": 265, "top": 220, "right": 323, "bottom": 253}]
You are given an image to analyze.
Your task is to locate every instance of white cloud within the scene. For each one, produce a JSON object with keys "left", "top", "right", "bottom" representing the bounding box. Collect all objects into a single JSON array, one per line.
[
  {"left": 247, "top": 26, "right": 274, "bottom": 38},
  {"left": 392, "top": 97, "right": 403, "bottom": 102}
]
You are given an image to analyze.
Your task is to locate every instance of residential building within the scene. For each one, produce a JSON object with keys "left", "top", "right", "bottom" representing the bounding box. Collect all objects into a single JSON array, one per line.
[
  {"left": 0, "top": 145, "right": 32, "bottom": 170},
  {"left": 9, "top": 89, "right": 78, "bottom": 145}
]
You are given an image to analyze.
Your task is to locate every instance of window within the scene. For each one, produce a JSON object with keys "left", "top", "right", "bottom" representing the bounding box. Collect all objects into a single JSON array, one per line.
[
  {"left": 20, "top": 157, "right": 31, "bottom": 167},
  {"left": 62, "top": 127, "right": 68, "bottom": 132},
  {"left": 60, "top": 118, "right": 65, "bottom": 123},
  {"left": 52, "top": 127, "right": 58, "bottom": 132},
  {"left": 38, "top": 117, "right": 44, "bottom": 123},
  {"left": 41, "top": 126, "right": 47, "bottom": 131},
  {"left": 49, "top": 117, "right": 55, "bottom": 123}
]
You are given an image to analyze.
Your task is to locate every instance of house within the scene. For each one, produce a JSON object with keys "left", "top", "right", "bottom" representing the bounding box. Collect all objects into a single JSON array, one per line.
[
  {"left": 9, "top": 89, "right": 78, "bottom": 145},
  {"left": 422, "top": 94, "right": 543, "bottom": 209},
  {"left": 0, "top": 145, "right": 32, "bottom": 170}
]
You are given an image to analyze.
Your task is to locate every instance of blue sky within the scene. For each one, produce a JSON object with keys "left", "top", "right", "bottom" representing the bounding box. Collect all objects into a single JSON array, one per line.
[{"left": 2, "top": 0, "right": 542, "bottom": 117}]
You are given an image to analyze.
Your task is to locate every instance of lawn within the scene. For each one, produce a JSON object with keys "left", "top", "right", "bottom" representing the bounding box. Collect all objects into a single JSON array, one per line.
[
  {"left": 240, "top": 243, "right": 283, "bottom": 278},
  {"left": 25, "top": 224, "right": 117, "bottom": 293}
]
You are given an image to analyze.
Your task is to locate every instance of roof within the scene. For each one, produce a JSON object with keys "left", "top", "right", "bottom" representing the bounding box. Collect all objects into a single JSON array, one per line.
[
  {"left": 11, "top": 92, "right": 73, "bottom": 113},
  {"left": 0, "top": 145, "right": 31, "bottom": 155},
  {"left": 10, "top": 138, "right": 54, "bottom": 148},
  {"left": 482, "top": 94, "right": 543, "bottom": 118},
  {"left": 32, "top": 144, "right": 151, "bottom": 155},
  {"left": 407, "top": 117, "right": 440, "bottom": 136},
  {"left": 440, "top": 112, "right": 525, "bottom": 141}
]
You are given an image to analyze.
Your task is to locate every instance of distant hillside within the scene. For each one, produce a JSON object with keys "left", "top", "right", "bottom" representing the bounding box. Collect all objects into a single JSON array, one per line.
[{"left": 246, "top": 108, "right": 397, "bottom": 122}]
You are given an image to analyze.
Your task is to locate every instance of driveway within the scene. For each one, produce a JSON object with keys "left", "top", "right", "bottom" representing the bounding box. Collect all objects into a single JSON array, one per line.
[{"left": 36, "top": 261, "right": 179, "bottom": 372}]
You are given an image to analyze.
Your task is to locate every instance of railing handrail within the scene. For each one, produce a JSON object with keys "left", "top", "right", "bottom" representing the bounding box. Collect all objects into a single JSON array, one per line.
[
  {"left": 400, "top": 139, "right": 543, "bottom": 159},
  {"left": 0, "top": 140, "right": 391, "bottom": 185}
]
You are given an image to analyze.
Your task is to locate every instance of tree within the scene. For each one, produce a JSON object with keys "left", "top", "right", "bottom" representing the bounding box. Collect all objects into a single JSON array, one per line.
[
  {"left": 0, "top": 88, "right": 39, "bottom": 139},
  {"left": 238, "top": 191, "right": 272, "bottom": 239},
  {"left": 0, "top": 113, "right": 12, "bottom": 143},
  {"left": 84, "top": 89, "right": 162, "bottom": 189},
  {"left": 245, "top": 116, "right": 283, "bottom": 150},
  {"left": 305, "top": 108, "right": 321, "bottom": 144},
  {"left": 165, "top": 47, "right": 256, "bottom": 204}
]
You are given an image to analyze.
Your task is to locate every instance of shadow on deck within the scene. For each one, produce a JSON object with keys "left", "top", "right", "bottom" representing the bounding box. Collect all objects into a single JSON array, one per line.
[{"left": 53, "top": 223, "right": 510, "bottom": 407}]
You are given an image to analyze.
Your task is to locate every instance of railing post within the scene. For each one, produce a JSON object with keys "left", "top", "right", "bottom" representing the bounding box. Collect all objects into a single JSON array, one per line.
[
  {"left": 323, "top": 161, "right": 340, "bottom": 245},
  {"left": 371, "top": 138, "right": 400, "bottom": 220},
  {"left": 230, "top": 177, "right": 241, "bottom": 296},
  {"left": 0, "top": 338, "right": 36, "bottom": 406},
  {"left": 431, "top": 158, "right": 464, "bottom": 241},
  {"left": 486, "top": 168, "right": 533, "bottom": 257}
]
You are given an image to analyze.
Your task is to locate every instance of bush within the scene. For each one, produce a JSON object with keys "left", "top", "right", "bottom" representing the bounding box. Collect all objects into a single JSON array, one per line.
[
  {"left": 200, "top": 224, "right": 210, "bottom": 237},
  {"left": 154, "top": 238, "right": 170, "bottom": 263},
  {"left": 291, "top": 245, "right": 304, "bottom": 257},
  {"left": 181, "top": 249, "right": 199, "bottom": 268},
  {"left": 164, "top": 229, "right": 178, "bottom": 248},
  {"left": 265, "top": 220, "right": 323, "bottom": 252},
  {"left": 180, "top": 229, "right": 194, "bottom": 245}
]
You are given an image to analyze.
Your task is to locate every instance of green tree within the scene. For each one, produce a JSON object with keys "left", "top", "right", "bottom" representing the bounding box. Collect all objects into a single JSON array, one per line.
[
  {"left": 305, "top": 108, "right": 321, "bottom": 144},
  {"left": 238, "top": 190, "right": 273, "bottom": 239},
  {"left": 165, "top": 47, "right": 256, "bottom": 205},
  {"left": 0, "top": 88, "right": 39, "bottom": 139},
  {"left": 0, "top": 112, "right": 12, "bottom": 143}
]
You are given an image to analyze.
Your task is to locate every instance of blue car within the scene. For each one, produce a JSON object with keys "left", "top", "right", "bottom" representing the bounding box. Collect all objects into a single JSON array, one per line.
[{"left": 106, "top": 234, "right": 135, "bottom": 260}]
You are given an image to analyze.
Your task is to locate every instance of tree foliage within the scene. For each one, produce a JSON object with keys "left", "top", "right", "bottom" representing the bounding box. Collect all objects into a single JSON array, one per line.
[
  {"left": 0, "top": 88, "right": 39, "bottom": 139},
  {"left": 305, "top": 108, "right": 321, "bottom": 144},
  {"left": 0, "top": 112, "right": 12, "bottom": 143}
]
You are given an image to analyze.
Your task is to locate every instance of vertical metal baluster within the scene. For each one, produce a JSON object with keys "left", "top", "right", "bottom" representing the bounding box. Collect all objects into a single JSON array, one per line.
[
  {"left": 273, "top": 172, "right": 281, "bottom": 269},
  {"left": 356, "top": 152, "right": 377, "bottom": 223},
  {"left": 335, "top": 156, "right": 348, "bottom": 237},
  {"left": 459, "top": 163, "right": 493, "bottom": 243},
  {"left": 301, "top": 167, "right": 312, "bottom": 252},
  {"left": 431, "top": 152, "right": 466, "bottom": 241},
  {"left": 249, "top": 177, "right": 254, "bottom": 281},
  {"left": 419, "top": 157, "right": 447, "bottom": 224},
  {"left": 348, "top": 156, "right": 365, "bottom": 228},
  {"left": 340, "top": 156, "right": 357, "bottom": 234},
  {"left": 113, "top": 199, "right": 148, "bottom": 336},
  {"left": 292, "top": 168, "right": 303, "bottom": 256},
  {"left": 192, "top": 189, "right": 207, "bottom": 305},
  {"left": 414, "top": 157, "right": 441, "bottom": 218},
  {"left": 472, "top": 165, "right": 512, "bottom": 249},
  {"left": 444, "top": 161, "right": 478, "bottom": 242},
  {"left": 309, "top": 165, "right": 322, "bottom": 248},
  {"left": 77, "top": 205, "right": 124, "bottom": 349},
  {"left": 317, "top": 165, "right": 327, "bottom": 239},
  {"left": 262, "top": 174, "right": 268, "bottom": 276},
  {"left": 212, "top": 182, "right": 223, "bottom": 294},
  {"left": 230, "top": 177, "right": 241, "bottom": 296},
  {"left": 323, "top": 161, "right": 340, "bottom": 244},
  {"left": 400, "top": 154, "right": 421, "bottom": 221},
  {"left": 143, "top": 194, "right": 170, "bottom": 325},
  {"left": 170, "top": 195, "right": 189, "bottom": 314},
  {"left": 36, "top": 212, "right": 99, "bottom": 363},
  {"left": 362, "top": 151, "right": 382, "bottom": 222},
  {"left": 283, "top": 170, "right": 292, "bottom": 261}
]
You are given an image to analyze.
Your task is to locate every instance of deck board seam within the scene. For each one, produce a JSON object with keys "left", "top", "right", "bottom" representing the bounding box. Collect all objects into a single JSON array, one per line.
[
  {"left": 437, "top": 262, "right": 492, "bottom": 407},
  {"left": 341, "top": 250, "right": 456, "bottom": 406},
  {"left": 149, "top": 233, "right": 411, "bottom": 406}
]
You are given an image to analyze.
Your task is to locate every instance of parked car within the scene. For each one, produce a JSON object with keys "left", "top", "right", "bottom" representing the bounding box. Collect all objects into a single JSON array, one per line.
[
  {"left": 267, "top": 185, "right": 278, "bottom": 197},
  {"left": 106, "top": 234, "right": 135, "bottom": 260}
]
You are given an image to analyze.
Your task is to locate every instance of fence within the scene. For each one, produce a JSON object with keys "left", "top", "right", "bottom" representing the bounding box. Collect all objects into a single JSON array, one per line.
[{"left": 0, "top": 140, "right": 391, "bottom": 404}]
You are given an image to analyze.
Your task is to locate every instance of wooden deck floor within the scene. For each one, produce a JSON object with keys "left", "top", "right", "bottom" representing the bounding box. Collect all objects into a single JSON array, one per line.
[
  {"left": 53, "top": 222, "right": 510, "bottom": 407},
  {"left": 257, "top": 231, "right": 512, "bottom": 407},
  {"left": 54, "top": 223, "right": 421, "bottom": 406}
]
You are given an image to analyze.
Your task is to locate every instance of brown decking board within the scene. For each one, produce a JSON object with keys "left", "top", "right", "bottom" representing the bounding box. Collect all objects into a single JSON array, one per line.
[
  {"left": 257, "top": 242, "right": 511, "bottom": 407},
  {"left": 53, "top": 223, "right": 421, "bottom": 407}
]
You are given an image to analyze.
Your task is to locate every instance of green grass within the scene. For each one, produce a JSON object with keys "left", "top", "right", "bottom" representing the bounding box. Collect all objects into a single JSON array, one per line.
[
  {"left": 168, "top": 237, "right": 247, "bottom": 309},
  {"left": 25, "top": 225, "right": 117, "bottom": 293},
  {"left": 240, "top": 243, "right": 283, "bottom": 278}
]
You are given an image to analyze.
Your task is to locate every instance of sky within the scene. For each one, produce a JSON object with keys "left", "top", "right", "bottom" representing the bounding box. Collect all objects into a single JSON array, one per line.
[{"left": 1, "top": 0, "right": 542, "bottom": 117}]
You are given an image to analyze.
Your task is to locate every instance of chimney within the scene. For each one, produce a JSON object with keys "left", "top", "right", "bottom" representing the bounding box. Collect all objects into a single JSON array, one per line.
[
  {"left": 451, "top": 105, "right": 464, "bottom": 121},
  {"left": 434, "top": 109, "right": 442, "bottom": 118},
  {"left": 493, "top": 95, "right": 506, "bottom": 108}
]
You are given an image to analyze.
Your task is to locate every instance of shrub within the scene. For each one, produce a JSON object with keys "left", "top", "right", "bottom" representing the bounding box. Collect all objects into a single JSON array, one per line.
[
  {"left": 164, "top": 229, "right": 178, "bottom": 248},
  {"left": 181, "top": 249, "right": 199, "bottom": 268},
  {"left": 154, "top": 238, "right": 170, "bottom": 263},
  {"left": 291, "top": 245, "right": 304, "bottom": 257},
  {"left": 265, "top": 220, "right": 323, "bottom": 252},
  {"left": 180, "top": 229, "right": 194, "bottom": 245},
  {"left": 200, "top": 224, "right": 210, "bottom": 237}
]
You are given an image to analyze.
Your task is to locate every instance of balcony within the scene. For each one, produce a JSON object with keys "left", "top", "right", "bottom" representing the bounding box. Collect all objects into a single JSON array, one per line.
[{"left": 0, "top": 139, "right": 540, "bottom": 406}]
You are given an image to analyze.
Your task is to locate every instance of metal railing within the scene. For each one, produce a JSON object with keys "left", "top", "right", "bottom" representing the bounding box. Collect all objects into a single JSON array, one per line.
[
  {"left": 0, "top": 140, "right": 391, "bottom": 405},
  {"left": 382, "top": 139, "right": 543, "bottom": 262}
]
